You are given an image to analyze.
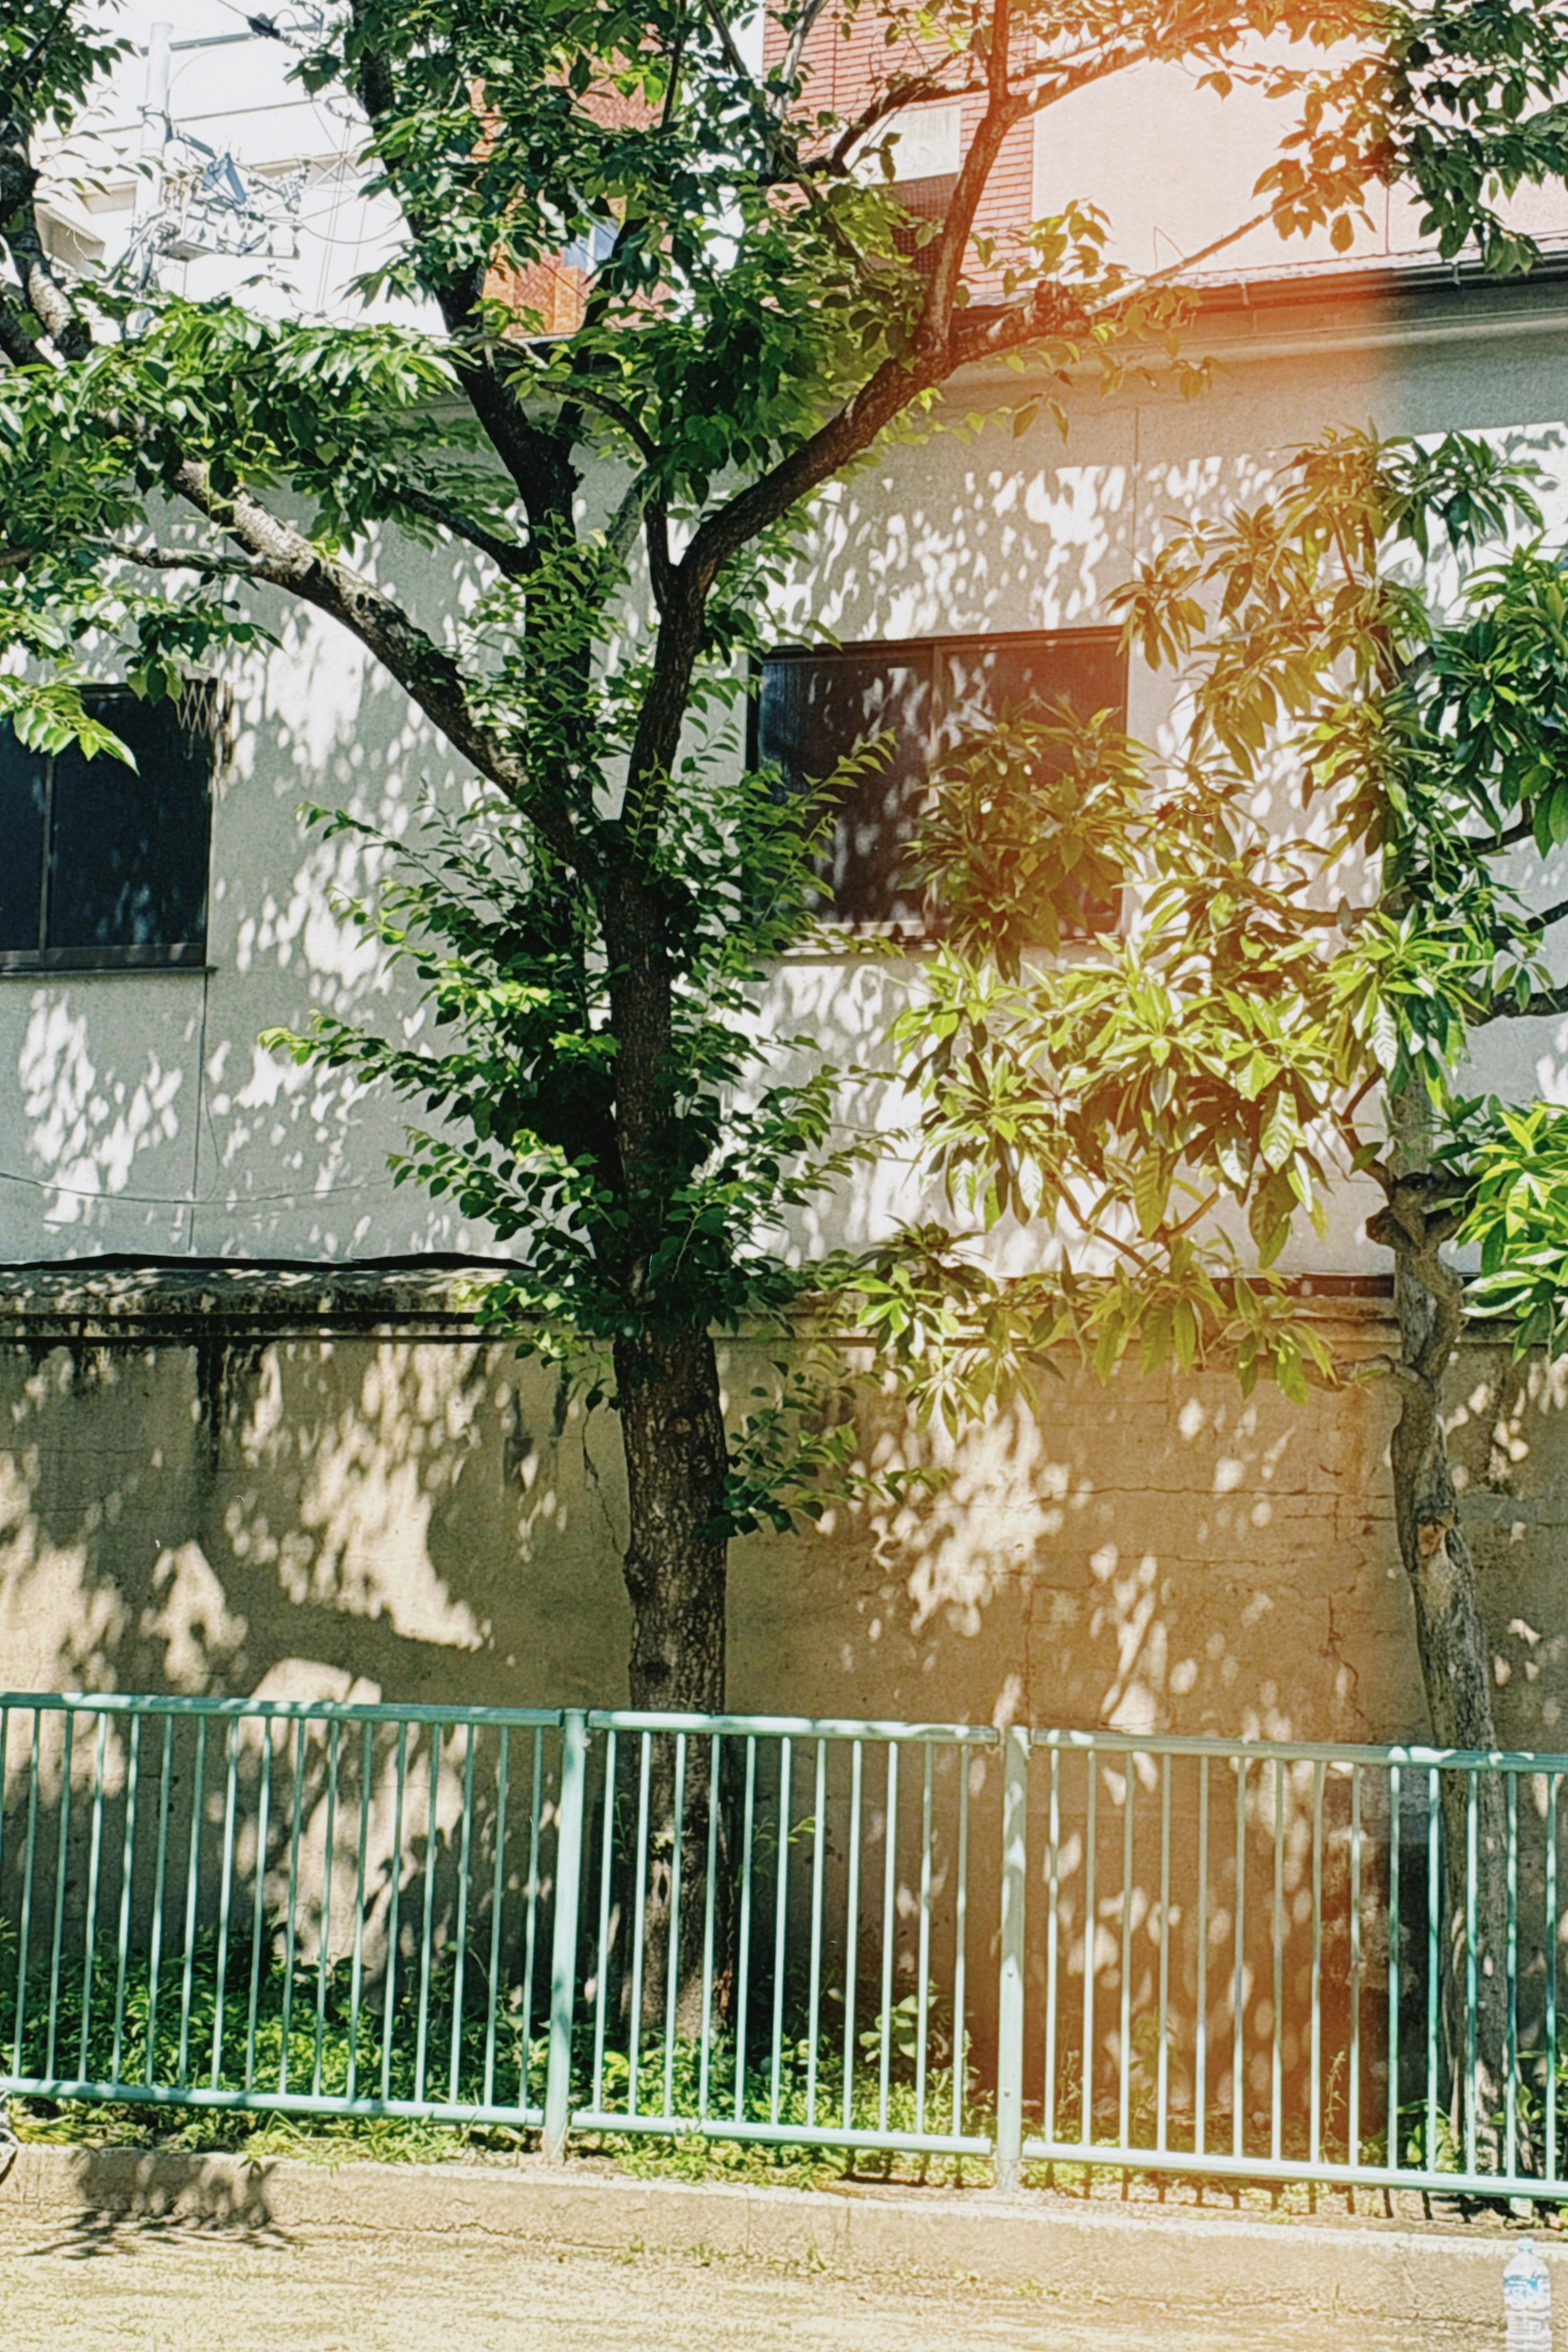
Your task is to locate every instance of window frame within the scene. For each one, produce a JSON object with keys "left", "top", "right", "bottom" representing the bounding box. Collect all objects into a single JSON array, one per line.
[
  {"left": 0, "top": 682, "right": 220, "bottom": 976},
  {"left": 751, "top": 624, "right": 1129, "bottom": 942}
]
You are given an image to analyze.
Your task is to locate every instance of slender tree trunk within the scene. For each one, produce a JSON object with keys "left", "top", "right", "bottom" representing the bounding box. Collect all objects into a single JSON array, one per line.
[
  {"left": 1373, "top": 1088, "right": 1513, "bottom": 2177},
  {"left": 613, "top": 1323, "right": 728, "bottom": 2034}
]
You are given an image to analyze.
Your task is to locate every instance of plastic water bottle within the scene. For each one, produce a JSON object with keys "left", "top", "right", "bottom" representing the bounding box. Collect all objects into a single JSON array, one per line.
[{"left": 1504, "top": 2238, "right": 1552, "bottom": 2350}]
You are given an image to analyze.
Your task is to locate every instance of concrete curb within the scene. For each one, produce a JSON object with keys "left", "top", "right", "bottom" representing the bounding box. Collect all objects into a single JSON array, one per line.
[{"left": 0, "top": 2144, "right": 1550, "bottom": 2329}]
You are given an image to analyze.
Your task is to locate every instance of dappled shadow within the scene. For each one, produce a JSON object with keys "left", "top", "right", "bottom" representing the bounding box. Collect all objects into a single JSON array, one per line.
[{"left": 20, "top": 2146, "right": 290, "bottom": 2256}]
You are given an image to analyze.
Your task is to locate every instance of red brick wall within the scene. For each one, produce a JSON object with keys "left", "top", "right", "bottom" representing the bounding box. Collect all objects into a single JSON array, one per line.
[{"left": 762, "top": 3, "right": 1036, "bottom": 291}]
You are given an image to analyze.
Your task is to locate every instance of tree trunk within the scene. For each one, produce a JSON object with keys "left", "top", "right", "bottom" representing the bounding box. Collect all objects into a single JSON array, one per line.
[
  {"left": 613, "top": 1323, "right": 728, "bottom": 2037},
  {"left": 1373, "top": 1088, "right": 1512, "bottom": 2178}
]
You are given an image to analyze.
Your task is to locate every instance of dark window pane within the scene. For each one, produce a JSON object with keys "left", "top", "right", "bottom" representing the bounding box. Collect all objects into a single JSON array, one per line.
[
  {"left": 757, "top": 651, "right": 931, "bottom": 924},
  {"left": 757, "top": 631, "right": 1129, "bottom": 932},
  {"left": 940, "top": 633, "right": 1127, "bottom": 934},
  {"left": 939, "top": 632, "right": 1127, "bottom": 743},
  {"left": 48, "top": 695, "right": 212, "bottom": 952},
  {"left": 892, "top": 172, "right": 956, "bottom": 278},
  {"left": 0, "top": 721, "right": 47, "bottom": 952}
]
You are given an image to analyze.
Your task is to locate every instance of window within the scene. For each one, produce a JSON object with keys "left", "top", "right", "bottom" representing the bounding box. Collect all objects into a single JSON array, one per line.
[
  {"left": 753, "top": 628, "right": 1127, "bottom": 932},
  {"left": 891, "top": 173, "right": 958, "bottom": 276},
  {"left": 0, "top": 687, "right": 216, "bottom": 970}
]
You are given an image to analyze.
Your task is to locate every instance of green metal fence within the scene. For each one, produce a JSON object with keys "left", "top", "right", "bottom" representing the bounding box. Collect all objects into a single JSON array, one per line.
[
  {"left": 2, "top": 1690, "right": 1566, "bottom": 2199},
  {"left": 0, "top": 1693, "right": 567, "bottom": 2128}
]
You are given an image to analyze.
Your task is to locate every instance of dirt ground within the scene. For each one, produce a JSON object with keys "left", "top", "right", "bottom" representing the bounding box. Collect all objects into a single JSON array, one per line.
[{"left": 0, "top": 2213, "right": 1479, "bottom": 2350}]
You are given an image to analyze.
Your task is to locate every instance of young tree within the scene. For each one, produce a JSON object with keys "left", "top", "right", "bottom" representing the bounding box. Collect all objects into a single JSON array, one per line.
[
  {"left": 2, "top": 0, "right": 1566, "bottom": 1742},
  {"left": 879, "top": 425, "right": 1568, "bottom": 2164}
]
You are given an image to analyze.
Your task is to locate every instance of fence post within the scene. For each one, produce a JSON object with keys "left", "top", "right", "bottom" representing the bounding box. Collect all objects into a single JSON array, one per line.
[
  {"left": 543, "top": 1708, "right": 588, "bottom": 2163},
  {"left": 996, "top": 1725, "right": 1029, "bottom": 2193}
]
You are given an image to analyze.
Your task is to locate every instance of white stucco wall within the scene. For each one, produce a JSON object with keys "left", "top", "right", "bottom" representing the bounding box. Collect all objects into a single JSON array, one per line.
[{"left": 8, "top": 283, "right": 1568, "bottom": 1267}]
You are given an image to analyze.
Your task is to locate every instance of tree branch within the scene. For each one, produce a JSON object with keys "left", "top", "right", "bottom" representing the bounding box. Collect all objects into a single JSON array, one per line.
[
  {"left": 169, "top": 458, "right": 582, "bottom": 860},
  {"left": 1472, "top": 981, "right": 1568, "bottom": 1024},
  {"left": 0, "top": 118, "right": 89, "bottom": 361},
  {"left": 345, "top": 0, "right": 579, "bottom": 533},
  {"left": 914, "top": 0, "right": 1026, "bottom": 353},
  {"left": 390, "top": 483, "right": 535, "bottom": 580},
  {"left": 0, "top": 285, "right": 42, "bottom": 368},
  {"left": 112, "top": 541, "right": 270, "bottom": 579}
]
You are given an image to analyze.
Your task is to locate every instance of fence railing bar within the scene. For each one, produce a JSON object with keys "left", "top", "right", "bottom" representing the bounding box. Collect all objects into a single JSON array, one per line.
[
  {"left": 1030, "top": 1727, "right": 1568, "bottom": 1773},
  {"left": 245, "top": 1720, "right": 275, "bottom": 2094},
  {"left": 1426, "top": 1765, "right": 1440, "bottom": 2174},
  {"left": 1387, "top": 1760, "right": 1400, "bottom": 2177},
  {"left": 995, "top": 1727, "right": 1028, "bottom": 2194},
  {"left": 78, "top": 1713, "right": 109, "bottom": 2082},
  {"left": 278, "top": 1718, "right": 302, "bottom": 2094},
  {"left": 414, "top": 1724, "right": 439, "bottom": 2107},
  {"left": 1189, "top": 1754, "right": 1207, "bottom": 2160},
  {"left": 1464, "top": 1770, "right": 1479, "bottom": 2177},
  {"left": 347, "top": 1719, "right": 372, "bottom": 2106},
  {"left": 1348, "top": 1763, "right": 1361, "bottom": 2169},
  {"left": 698, "top": 1731, "right": 720, "bottom": 2124},
  {"left": 3, "top": 2070, "right": 546, "bottom": 2127},
  {"left": 627, "top": 1731, "right": 651, "bottom": 2120},
  {"left": 1506, "top": 1769, "right": 1519, "bottom": 2172},
  {"left": 1309, "top": 1760, "right": 1323, "bottom": 2168},
  {"left": 915, "top": 1743, "right": 933, "bottom": 2140},
  {"left": 448, "top": 1723, "right": 476, "bottom": 2107},
  {"left": 11, "top": 1711, "right": 37, "bottom": 2078},
  {"left": 312, "top": 1719, "right": 340, "bottom": 2103},
  {"left": 482, "top": 1725, "right": 509, "bottom": 2114},
  {"left": 1270, "top": 1762, "right": 1284, "bottom": 2166},
  {"left": 519, "top": 1723, "right": 544, "bottom": 2113},
  {"left": 841, "top": 1739, "right": 861, "bottom": 2136},
  {"left": 1082, "top": 1753, "right": 1097, "bottom": 2151},
  {"left": 1548, "top": 1772, "right": 1559, "bottom": 2187},
  {"left": 380, "top": 1721, "right": 408, "bottom": 2107},
  {"left": 0, "top": 1711, "right": 8, "bottom": 2067},
  {"left": 111, "top": 1710, "right": 140, "bottom": 2086},
  {"left": 953, "top": 1740, "right": 969, "bottom": 2141},
  {"left": 7, "top": 1692, "right": 563, "bottom": 1731},
  {"left": 1043, "top": 1743, "right": 1059, "bottom": 2147},
  {"left": 145, "top": 1713, "right": 173, "bottom": 2088},
  {"left": 877, "top": 1741, "right": 898, "bottom": 2136},
  {"left": 591, "top": 1727, "right": 616, "bottom": 2119},
  {"left": 542, "top": 1709, "right": 587, "bottom": 2160},
  {"left": 567, "top": 2109, "right": 990, "bottom": 2157},
  {"left": 211, "top": 1715, "right": 240, "bottom": 2092},
  {"left": 770, "top": 1736, "right": 792, "bottom": 2129},
  {"left": 1231, "top": 1755, "right": 1245, "bottom": 2164},
  {"left": 806, "top": 1738, "right": 826, "bottom": 2132},
  {"left": 663, "top": 1733, "right": 687, "bottom": 2121},
  {"left": 1156, "top": 1753, "right": 1171, "bottom": 2156},
  {"left": 44, "top": 1707, "right": 74, "bottom": 2082},
  {"left": 1118, "top": 1758, "right": 1134, "bottom": 2154},
  {"left": 1015, "top": 2135, "right": 1568, "bottom": 2198},
  {"left": 590, "top": 1711, "right": 998, "bottom": 1745},
  {"left": 733, "top": 1736, "right": 755, "bottom": 2128}
]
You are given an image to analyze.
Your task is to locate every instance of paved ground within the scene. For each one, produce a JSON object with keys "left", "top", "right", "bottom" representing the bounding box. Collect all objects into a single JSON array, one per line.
[{"left": 0, "top": 2214, "right": 1476, "bottom": 2349}]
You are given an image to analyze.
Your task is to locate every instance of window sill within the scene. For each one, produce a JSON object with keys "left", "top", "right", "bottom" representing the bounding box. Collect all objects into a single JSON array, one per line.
[{"left": 0, "top": 946, "right": 212, "bottom": 975}]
